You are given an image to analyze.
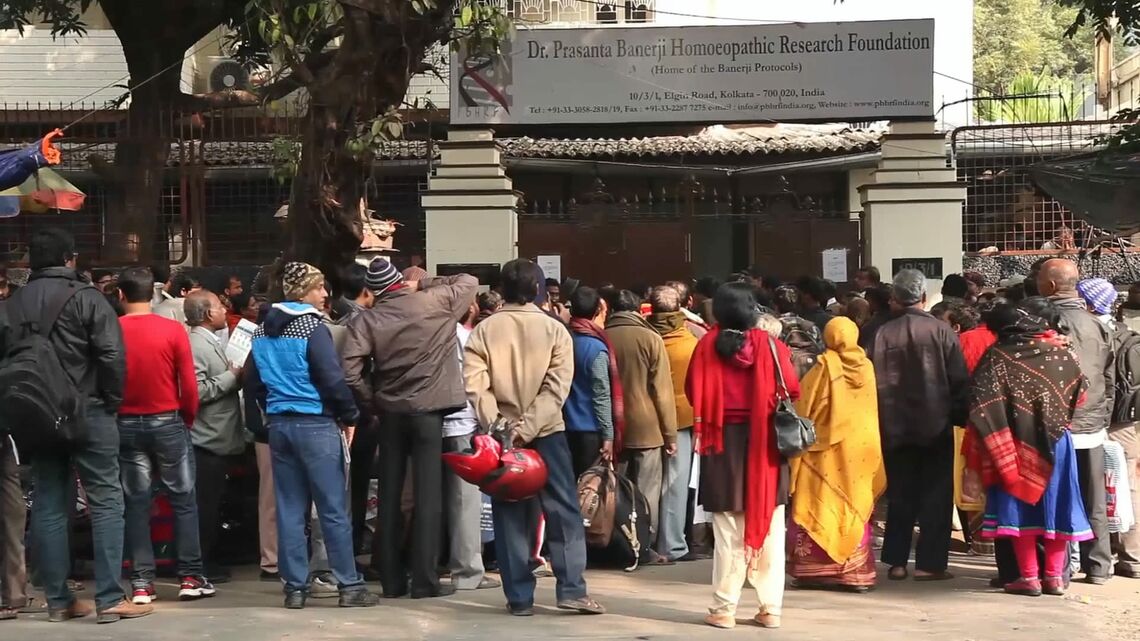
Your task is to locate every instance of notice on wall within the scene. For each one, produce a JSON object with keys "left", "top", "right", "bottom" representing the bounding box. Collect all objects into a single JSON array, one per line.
[
  {"left": 224, "top": 319, "right": 258, "bottom": 367},
  {"left": 537, "top": 255, "right": 562, "bottom": 283},
  {"left": 821, "top": 248, "right": 849, "bottom": 283},
  {"left": 452, "top": 19, "right": 935, "bottom": 125}
]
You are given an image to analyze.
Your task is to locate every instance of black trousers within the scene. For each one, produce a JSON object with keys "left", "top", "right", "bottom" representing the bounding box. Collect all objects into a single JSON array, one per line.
[
  {"left": 350, "top": 417, "right": 380, "bottom": 552},
  {"left": 1076, "top": 444, "right": 1113, "bottom": 579},
  {"left": 194, "top": 446, "right": 235, "bottom": 568},
  {"left": 565, "top": 431, "right": 603, "bottom": 480},
  {"left": 377, "top": 411, "right": 443, "bottom": 596},
  {"left": 881, "top": 434, "right": 954, "bottom": 573}
]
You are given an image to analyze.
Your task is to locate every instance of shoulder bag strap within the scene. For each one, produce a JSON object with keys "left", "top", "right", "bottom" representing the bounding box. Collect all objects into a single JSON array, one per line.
[
  {"left": 767, "top": 336, "right": 790, "bottom": 401},
  {"left": 37, "top": 282, "right": 85, "bottom": 337}
]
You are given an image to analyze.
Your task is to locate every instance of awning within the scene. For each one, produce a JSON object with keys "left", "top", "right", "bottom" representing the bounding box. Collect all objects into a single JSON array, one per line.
[{"left": 1029, "top": 151, "right": 1140, "bottom": 237}]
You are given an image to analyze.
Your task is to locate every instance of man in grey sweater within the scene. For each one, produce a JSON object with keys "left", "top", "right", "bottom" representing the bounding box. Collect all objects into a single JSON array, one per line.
[{"left": 1038, "top": 259, "right": 1115, "bottom": 584}]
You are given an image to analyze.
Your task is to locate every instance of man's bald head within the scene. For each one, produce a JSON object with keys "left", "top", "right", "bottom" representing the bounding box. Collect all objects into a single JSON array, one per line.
[
  {"left": 1036, "top": 258, "right": 1080, "bottom": 298},
  {"left": 185, "top": 290, "right": 224, "bottom": 330}
]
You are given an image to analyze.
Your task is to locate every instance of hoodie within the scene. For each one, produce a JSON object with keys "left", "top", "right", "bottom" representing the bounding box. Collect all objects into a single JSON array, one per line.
[
  {"left": 244, "top": 302, "right": 359, "bottom": 435},
  {"left": 1052, "top": 295, "right": 1115, "bottom": 439},
  {"left": 606, "top": 311, "right": 678, "bottom": 448}
]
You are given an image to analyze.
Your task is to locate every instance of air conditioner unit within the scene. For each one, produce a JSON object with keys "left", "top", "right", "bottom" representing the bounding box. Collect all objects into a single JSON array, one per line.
[{"left": 203, "top": 56, "right": 252, "bottom": 92}]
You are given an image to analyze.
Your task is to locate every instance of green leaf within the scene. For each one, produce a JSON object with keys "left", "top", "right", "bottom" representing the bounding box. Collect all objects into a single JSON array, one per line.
[
  {"left": 385, "top": 120, "right": 403, "bottom": 139},
  {"left": 461, "top": 5, "right": 473, "bottom": 25},
  {"left": 371, "top": 119, "right": 384, "bottom": 136},
  {"left": 308, "top": 3, "right": 318, "bottom": 20}
]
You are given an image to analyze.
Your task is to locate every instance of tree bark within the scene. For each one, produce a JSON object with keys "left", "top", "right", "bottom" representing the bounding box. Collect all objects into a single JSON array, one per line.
[{"left": 284, "top": 1, "right": 451, "bottom": 291}]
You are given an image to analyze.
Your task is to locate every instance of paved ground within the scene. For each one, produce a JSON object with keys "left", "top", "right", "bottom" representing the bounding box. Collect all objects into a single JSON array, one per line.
[{"left": 6, "top": 553, "right": 1140, "bottom": 641}]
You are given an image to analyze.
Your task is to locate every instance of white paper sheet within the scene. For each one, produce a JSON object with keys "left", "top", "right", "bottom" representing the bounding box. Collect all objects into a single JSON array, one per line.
[
  {"left": 537, "top": 254, "right": 561, "bottom": 283},
  {"left": 821, "top": 247, "right": 849, "bottom": 283},
  {"left": 224, "top": 318, "right": 258, "bottom": 367}
]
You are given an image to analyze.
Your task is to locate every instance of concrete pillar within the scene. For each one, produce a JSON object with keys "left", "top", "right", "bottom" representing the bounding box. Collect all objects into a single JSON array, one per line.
[
  {"left": 422, "top": 129, "right": 518, "bottom": 275},
  {"left": 859, "top": 120, "right": 966, "bottom": 304}
]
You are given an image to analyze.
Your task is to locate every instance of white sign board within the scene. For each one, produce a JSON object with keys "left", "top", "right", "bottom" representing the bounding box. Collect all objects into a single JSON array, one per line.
[
  {"left": 537, "top": 255, "right": 562, "bottom": 283},
  {"left": 451, "top": 19, "right": 934, "bottom": 125},
  {"left": 821, "top": 248, "right": 849, "bottom": 283}
]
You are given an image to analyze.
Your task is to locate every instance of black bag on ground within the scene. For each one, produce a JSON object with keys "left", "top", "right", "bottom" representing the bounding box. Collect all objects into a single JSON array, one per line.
[
  {"left": 0, "top": 282, "right": 87, "bottom": 455},
  {"left": 585, "top": 470, "right": 651, "bottom": 572}
]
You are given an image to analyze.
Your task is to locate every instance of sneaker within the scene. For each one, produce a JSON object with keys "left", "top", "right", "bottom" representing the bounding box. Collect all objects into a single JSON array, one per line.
[
  {"left": 284, "top": 591, "right": 306, "bottom": 610},
  {"left": 131, "top": 585, "right": 157, "bottom": 605},
  {"left": 556, "top": 596, "right": 606, "bottom": 615},
  {"left": 179, "top": 575, "right": 218, "bottom": 601},
  {"left": 338, "top": 588, "right": 381, "bottom": 608},
  {"left": 95, "top": 599, "right": 153, "bottom": 624},
  {"left": 309, "top": 572, "right": 339, "bottom": 599}
]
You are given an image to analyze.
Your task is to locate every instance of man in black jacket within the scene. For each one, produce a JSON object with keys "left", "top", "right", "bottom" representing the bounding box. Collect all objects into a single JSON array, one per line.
[
  {"left": 868, "top": 269, "right": 969, "bottom": 582},
  {"left": 0, "top": 229, "right": 148, "bottom": 623}
]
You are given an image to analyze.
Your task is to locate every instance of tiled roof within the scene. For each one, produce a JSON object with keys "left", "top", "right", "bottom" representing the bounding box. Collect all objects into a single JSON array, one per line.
[
  {"left": 52, "top": 123, "right": 883, "bottom": 169},
  {"left": 499, "top": 124, "right": 884, "bottom": 159}
]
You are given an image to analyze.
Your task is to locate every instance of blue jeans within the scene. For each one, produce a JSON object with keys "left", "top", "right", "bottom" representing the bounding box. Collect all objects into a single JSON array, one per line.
[
  {"left": 492, "top": 432, "right": 588, "bottom": 608},
  {"left": 268, "top": 415, "right": 362, "bottom": 594},
  {"left": 657, "top": 428, "right": 692, "bottom": 560},
  {"left": 31, "top": 401, "right": 125, "bottom": 611},
  {"left": 118, "top": 413, "right": 203, "bottom": 584}
]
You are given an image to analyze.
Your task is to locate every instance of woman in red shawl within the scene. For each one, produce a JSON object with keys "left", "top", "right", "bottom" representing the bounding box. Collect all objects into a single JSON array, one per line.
[
  {"left": 686, "top": 283, "right": 799, "bottom": 630},
  {"left": 964, "top": 298, "right": 1092, "bottom": 597}
]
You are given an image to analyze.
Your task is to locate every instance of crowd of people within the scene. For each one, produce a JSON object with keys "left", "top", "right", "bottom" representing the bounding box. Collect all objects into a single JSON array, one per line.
[{"left": 1, "top": 227, "right": 1140, "bottom": 629}]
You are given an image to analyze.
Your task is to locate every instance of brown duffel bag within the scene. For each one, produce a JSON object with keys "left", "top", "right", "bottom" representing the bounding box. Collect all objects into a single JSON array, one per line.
[{"left": 577, "top": 460, "right": 617, "bottom": 548}]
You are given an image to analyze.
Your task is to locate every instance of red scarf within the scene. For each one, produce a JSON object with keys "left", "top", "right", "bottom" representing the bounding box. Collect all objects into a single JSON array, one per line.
[
  {"left": 688, "top": 327, "right": 783, "bottom": 559},
  {"left": 569, "top": 317, "right": 626, "bottom": 454}
]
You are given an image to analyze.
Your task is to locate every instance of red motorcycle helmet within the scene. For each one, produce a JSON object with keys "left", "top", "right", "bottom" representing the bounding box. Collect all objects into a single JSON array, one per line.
[
  {"left": 441, "top": 433, "right": 502, "bottom": 485},
  {"left": 480, "top": 447, "right": 548, "bottom": 502}
]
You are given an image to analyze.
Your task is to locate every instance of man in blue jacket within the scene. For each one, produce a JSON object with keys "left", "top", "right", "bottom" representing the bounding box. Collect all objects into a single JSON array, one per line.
[{"left": 244, "top": 262, "right": 379, "bottom": 610}]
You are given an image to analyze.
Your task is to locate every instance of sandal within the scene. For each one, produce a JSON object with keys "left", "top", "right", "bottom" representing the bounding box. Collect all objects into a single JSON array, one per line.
[
  {"left": 888, "top": 566, "right": 909, "bottom": 581},
  {"left": 914, "top": 571, "right": 955, "bottom": 582},
  {"left": 644, "top": 553, "right": 676, "bottom": 566},
  {"left": 0, "top": 608, "right": 16, "bottom": 621}
]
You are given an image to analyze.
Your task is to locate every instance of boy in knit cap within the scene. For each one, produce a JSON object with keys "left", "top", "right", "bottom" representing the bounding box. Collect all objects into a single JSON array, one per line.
[{"left": 244, "top": 262, "right": 379, "bottom": 610}]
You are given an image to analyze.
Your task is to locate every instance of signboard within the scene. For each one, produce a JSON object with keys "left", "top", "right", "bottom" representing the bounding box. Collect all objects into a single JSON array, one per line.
[
  {"left": 451, "top": 19, "right": 934, "bottom": 125},
  {"left": 892, "top": 257, "right": 944, "bottom": 280}
]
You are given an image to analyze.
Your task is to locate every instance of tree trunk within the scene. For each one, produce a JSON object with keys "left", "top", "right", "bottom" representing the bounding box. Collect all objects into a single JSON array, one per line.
[
  {"left": 284, "top": 103, "right": 365, "bottom": 291},
  {"left": 103, "top": 93, "right": 175, "bottom": 265},
  {"left": 284, "top": 2, "right": 445, "bottom": 293}
]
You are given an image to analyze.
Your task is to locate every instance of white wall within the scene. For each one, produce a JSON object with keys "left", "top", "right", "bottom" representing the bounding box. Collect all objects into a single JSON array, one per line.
[{"left": 654, "top": 0, "right": 974, "bottom": 128}]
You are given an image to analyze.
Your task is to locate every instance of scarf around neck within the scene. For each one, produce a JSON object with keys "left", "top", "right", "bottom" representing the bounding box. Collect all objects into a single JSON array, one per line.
[
  {"left": 967, "top": 333, "right": 1087, "bottom": 504},
  {"left": 569, "top": 317, "right": 626, "bottom": 454},
  {"left": 647, "top": 311, "right": 687, "bottom": 335},
  {"left": 689, "top": 326, "right": 783, "bottom": 560}
]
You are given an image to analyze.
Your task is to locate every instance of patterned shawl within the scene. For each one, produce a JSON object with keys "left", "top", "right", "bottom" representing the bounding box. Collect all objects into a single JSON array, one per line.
[{"left": 966, "top": 330, "right": 1087, "bottom": 505}]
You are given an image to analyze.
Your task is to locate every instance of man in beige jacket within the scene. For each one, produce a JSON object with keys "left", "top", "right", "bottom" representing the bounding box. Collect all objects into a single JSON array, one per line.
[{"left": 464, "top": 259, "right": 604, "bottom": 617}]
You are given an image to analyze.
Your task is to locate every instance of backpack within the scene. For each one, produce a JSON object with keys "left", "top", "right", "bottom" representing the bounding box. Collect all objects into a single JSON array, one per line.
[
  {"left": 586, "top": 471, "right": 651, "bottom": 572},
  {"left": 1113, "top": 326, "right": 1140, "bottom": 425},
  {"left": 780, "top": 315, "right": 824, "bottom": 380},
  {"left": 0, "top": 282, "right": 87, "bottom": 455},
  {"left": 577, "top": 461, "right": 617, "bottom": 547}
]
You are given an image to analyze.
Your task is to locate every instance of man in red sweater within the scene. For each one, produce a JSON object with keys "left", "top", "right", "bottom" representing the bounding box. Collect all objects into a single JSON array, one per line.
[{"left": 115, "top": 267, "right": 213, "bottom": 604}]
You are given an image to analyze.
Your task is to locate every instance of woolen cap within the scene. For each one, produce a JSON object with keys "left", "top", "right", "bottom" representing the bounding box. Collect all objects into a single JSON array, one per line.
[
  {"left": 1077, "top": 278, "right": 1117, "bottom": 316},
  {"left": 366, "top": 257, "right": 403, "bottom": 294},
  {"left": 282, "top": 262, "right": 324, "bottom": 301}
]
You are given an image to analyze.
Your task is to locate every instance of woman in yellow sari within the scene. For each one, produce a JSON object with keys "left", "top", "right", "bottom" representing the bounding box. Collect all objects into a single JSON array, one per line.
[{"left": 789, "top": 317, "right": 886, "bottom": 592}]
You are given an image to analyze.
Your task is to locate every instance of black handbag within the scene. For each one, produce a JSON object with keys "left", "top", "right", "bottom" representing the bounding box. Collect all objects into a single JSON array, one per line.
[{"left": 767, "top": 336, "right": 816, "bottom": 458}]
